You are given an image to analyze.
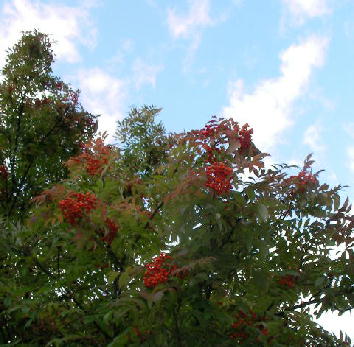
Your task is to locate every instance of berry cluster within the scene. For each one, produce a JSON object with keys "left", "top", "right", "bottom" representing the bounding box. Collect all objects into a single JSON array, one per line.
[
  {"left": 205, "top": 162, "right": 233, "bottom": 195},
  {"left": 189, "top": 117, "right": 254, "bottom": 195},
  {"left": 69, "top": 137, "right": 112, "bottom": 176},
  {"left": 101, "top": 218, "right": 119, "bottom": 244},
  {"left": 143, "top": 253, "right": 178, "bottom": 288},
  {"left": 58, "top": 192, "right": 97, "bottom": 225},
  {"left": 0, "top": 165, "right": 8, "bottom": 179},
  {"left": 287, "top": 170, "right": 317, "bottom": 193},
  {"left": 230, "top": 310, "right": 269, "bottom": 341},
  {"left": 278, "top": 275, "right": 296, "bottom": 288}
]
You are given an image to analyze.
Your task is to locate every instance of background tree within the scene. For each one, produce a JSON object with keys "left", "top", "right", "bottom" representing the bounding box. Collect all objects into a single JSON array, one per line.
[
  {"left": 115, "top": 105, "right": 172, "bottom": 177},
  {"left": 0, "top": 108, "right": 353, "bottom": 346},
  {"left": 0, "top": 30, "right": 98, "bottom": 222}
]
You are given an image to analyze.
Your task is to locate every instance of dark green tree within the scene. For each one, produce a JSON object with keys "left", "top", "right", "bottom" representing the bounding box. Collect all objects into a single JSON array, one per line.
[{"left": 0, "top": 30, "right": 97, "bottom": 222}]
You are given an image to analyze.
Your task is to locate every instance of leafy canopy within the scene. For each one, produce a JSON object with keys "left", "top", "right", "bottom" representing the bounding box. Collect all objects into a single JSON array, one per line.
[
  {"left": 0, "top": 30, "right": 98, "bottom": 222},
  {"left": 0, "top": 107, "right": 353, "bottom": 346}
]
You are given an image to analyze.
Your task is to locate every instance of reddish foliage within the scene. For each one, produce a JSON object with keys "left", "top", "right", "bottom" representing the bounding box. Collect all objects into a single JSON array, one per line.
[
  {"left": 286, "top": 170, "right": 317, "bottom": 193},
  {"left": 132, "top": 327, "right": 151, "bottom": 343},
  {"left": 230, "top": 310, "right": 269, "bottom": 342},
  {"left": 238, "top": 123, "right": 253, "bottom": 153},
  {"left": 55, "top": 82, "right": 63, "bottom": 90},
  {"left": 68, "top": 137, "right": 113, "bottom": 176},
  {"left": 101, "top": 218, "right": 119, "bottom": 244},
  {"left": 58, "top": 192, "right": 97, "bottom": 225},
  {"left": 190, "top": 116, "right": 254, "bottom": 163},
  {"left": 34, "top": 98, "right": 51, "bottom": 107},
  {"left": 0, "top": 165, "right": 8, "bottom": 179}
]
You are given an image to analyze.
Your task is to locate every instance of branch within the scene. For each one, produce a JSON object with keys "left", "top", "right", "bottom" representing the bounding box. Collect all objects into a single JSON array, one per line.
[
  {"left": 6, "top": 117, "right": 63, "bottom": 218},
  {"left": 276, "top": 286, "right": 354, "bottom": 316},
  {"left": 20, "top": 246, "right": 112, "bottom": 340}
]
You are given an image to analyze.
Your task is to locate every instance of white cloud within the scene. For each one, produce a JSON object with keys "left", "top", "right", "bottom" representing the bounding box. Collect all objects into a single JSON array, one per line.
[
  {"left": 316, "top": 311, "right": 354, "bottom": 342},
  {"left": 75, "top": 68, "right": 126, "bottom": 144},
  {"left": 222, "top": 36, "right": 328, "bottom": 151},
  {"left": 167, "top": 0, "right": 213, "bottom": 39},
  {"left": 347, "top": 146, "right": 354, "bottom": 174},
  {"left": 132, "top": 58, "right": 163, "bottom": 90},
  {"left": 0, "top": 0, "right": 97, "bottom": 68},
  {"left": 282, "top": 0, "right": 330, "bottom": 24},
  {"left": 303, "top": 124, "right": 324, "bottom": 152},
  {"left": 167, "top": 0, "right": 220, "bottom": 68}
]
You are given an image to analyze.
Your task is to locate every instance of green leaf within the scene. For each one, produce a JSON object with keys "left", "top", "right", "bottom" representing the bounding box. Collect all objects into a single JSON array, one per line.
[
  {"left": 107, "top": 271, "right": 120, "bottom": 284},
  {"left": 258, "top": 204, "right": 269, "bottom": 221}
]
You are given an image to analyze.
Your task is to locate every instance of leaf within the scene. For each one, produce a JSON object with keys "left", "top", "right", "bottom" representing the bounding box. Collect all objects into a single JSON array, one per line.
[
  {"left": 107, "top": 271, "right": 120, "bottom": 284},
  {"left": 253, "top": 270, "right": 269, "bottom": 291},
  {"left": 258, "top": 204, "right": 268, "bottom": 221},
  {"left": 118, "top": 266, "right": 139, "bottom": 288},
  {"left": 333, "top": 194, "right": 340, "bottom": 212}
]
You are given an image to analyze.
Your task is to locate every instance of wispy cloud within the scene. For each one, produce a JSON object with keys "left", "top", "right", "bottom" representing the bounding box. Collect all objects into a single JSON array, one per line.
[
  {"left": 0, "top": 0, "right": 97, "bottom": 67},
  {"left": 167, "top": 0, "right": 222, "bottom": 68},
  {"left": 222, "top": 36, "right": 328, "bottom": 151},
  {"left": 132, "top": 58, "right": 163, "bottom": 90},
  {"left": 303, "top": 124, "right": 324, "bottom": 152},
  {"left": 281, "top": 0, "right": 330, "bottom": 24},
  {"left": 167, "top": 0, "right": 213, "bottom": 39},
  {"left": 74, "top": 68, "right": 126, "bottom": 144}
]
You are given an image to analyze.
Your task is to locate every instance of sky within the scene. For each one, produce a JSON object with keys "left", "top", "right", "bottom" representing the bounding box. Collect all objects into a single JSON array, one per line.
[{"left": 0, "top": 0, "right": 353, "bottom": 340}]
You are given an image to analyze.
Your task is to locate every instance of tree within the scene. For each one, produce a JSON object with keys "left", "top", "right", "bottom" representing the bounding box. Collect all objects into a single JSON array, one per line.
[
  {"left": 115, "top": 105, "right": 173, "bottom": 177},
  {"left": 0, "top": 107, "right": 353, "bottom": 346},
  {"left": 0, "top": 30, "right": 98, "bottom": 222}
]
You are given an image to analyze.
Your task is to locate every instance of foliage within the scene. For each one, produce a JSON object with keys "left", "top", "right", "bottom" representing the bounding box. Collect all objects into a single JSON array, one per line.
[
  {"left": 115, "top": 105, "right": 173, "bottom": 177},
  {"left": 0, "top": 30, "right": 97, "bottom": 222},
  {"left": 0, "top": 106, "right": 353, "bottom": 346}
]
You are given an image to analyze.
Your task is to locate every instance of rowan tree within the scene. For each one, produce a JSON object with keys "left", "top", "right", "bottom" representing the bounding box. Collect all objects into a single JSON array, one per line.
[
  {"left": 0, "top": 107, "right": 353, "bottom": 346},
  {"left": 0, "top": 30, "right": 98, "bottom": 222}
]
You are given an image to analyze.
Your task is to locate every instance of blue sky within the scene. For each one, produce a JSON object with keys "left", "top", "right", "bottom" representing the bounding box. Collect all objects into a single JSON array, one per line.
[{"left": 0, "top": 0, "right": 353, "bottom": 340}]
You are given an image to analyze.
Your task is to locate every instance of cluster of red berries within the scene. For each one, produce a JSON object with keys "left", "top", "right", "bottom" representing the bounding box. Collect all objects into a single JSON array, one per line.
[
  {"left": 287, "top": 170, "right": 317, "bottom": 193},
  {"left": 101, "top": 218, "right": 119, "bottom": 244},
  {"left": 190, "top": 117, "right": 254, "bottom": 195},
  {"left": 278, "top": 275, "right": 296, "bottom": 288},
  {"left": 205, "top": 162, "right": 233, "bottom": 195},
  {"left": 143, "top": 253, "right": 178, "bottom": 288},
  {"left": 230, "top": 310, "right": 269, "bottom": 341},
  {"left": 58, "top": 192, "right": 97, "bottom": 225},
  {"left": 70, "top": 138, "right": 112, "bottom": 176},
  {"left": 0, "top": 165, "right": 8, "bottom": 179}
]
